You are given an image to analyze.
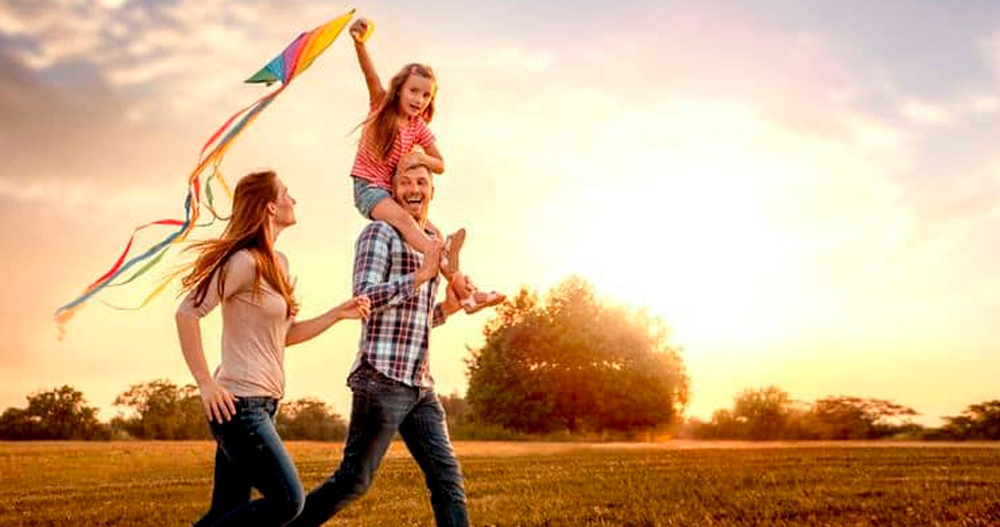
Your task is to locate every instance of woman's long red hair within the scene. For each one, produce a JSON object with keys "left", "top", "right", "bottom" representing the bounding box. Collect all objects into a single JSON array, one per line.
[{"left": 179, "top": 170, "right": 298, "bottom": 317}]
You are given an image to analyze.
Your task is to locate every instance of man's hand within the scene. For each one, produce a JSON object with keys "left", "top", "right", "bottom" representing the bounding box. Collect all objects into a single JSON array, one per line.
[
  {"left": 335, "top": 295, "right": 371, "bottom": 321},
  {"left": 415, "top": 241, "right": 442, "bottom": 289},
  {"left": 441, "top": 280, "right": 462, "bottom": 317}
]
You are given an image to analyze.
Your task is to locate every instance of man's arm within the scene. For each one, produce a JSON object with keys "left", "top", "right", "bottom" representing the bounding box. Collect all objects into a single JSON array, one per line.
[{"left": 353, "top": 223, "right": 439, "bottom": 314}]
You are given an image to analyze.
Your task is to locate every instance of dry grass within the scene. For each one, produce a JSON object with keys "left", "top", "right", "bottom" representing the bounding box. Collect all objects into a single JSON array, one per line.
[{"left": 2, "top": 440, "right": 1000, "bottom": 526}]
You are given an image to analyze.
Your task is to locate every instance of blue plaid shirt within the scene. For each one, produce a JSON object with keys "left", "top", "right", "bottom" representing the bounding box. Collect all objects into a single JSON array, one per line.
[{"left": 350, "top": 221, "right": 446, "bottom": 387}]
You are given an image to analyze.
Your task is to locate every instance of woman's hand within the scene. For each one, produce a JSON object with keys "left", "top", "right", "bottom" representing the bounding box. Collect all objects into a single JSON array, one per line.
[
  {"left": 198, "top": 379, "right": 237, "bottom": 424},
  {"left": 336, "top": 295, "right": 371, "bottom": 320}
]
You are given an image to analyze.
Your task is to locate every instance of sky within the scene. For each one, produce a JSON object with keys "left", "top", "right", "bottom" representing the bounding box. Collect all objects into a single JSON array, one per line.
[{"left": 2, "top": 0, "right": 1000, "bottom": 426}]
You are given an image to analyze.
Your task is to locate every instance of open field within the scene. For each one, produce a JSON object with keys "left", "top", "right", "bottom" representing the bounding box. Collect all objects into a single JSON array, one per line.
[{"left": 2, "top": 440, "right": 1000, "bottom": 526}]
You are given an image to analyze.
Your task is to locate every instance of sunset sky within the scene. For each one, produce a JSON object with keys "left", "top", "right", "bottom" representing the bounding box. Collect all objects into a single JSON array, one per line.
[{"left": 2, "top": 0, "right": 999, "bottom": 426}]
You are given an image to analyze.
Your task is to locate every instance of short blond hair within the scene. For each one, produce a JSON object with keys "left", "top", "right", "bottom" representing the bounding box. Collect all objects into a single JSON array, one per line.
[{"left": 392, "top": 162, "right": 432, "bottom": 185}]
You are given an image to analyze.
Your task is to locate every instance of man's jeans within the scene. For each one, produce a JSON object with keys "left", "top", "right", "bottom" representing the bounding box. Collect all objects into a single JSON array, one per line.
[
  {"left": 288, "top": 363, "right": 469, "bottom": 527},
  {"left": 194, "top": 396, "right": 305, "bottom": 527}
]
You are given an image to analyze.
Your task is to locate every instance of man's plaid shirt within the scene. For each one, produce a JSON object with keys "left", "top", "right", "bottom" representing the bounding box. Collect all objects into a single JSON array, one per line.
[{"left": 351, "top": 221, "right": 446, "bottom": 388}]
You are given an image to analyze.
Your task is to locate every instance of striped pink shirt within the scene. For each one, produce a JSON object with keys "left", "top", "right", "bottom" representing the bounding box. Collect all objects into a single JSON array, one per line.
[{"left": 351, "top": 116, "right": 436, "bottom": 189}]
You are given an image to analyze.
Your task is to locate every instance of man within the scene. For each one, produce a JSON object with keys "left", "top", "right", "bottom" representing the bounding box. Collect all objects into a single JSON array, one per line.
[{"left": 289, "top": 164, "right": 495, "bottom": 527}]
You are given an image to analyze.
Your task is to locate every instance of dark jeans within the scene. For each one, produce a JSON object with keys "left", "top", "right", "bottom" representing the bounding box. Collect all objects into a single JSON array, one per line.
[
  {"left": 193, "top": 396, "right": 305, "bottom": 527},
  {"left": 288, "top": 363, "right": 469, "bottom": 527}
]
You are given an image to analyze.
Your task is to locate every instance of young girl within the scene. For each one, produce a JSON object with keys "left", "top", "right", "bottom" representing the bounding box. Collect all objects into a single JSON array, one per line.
[{"left": 347, "top": 17, "right": 503, "bottom": 313}]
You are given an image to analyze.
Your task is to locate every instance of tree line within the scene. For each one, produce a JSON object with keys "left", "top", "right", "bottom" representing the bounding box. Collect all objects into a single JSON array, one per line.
[
  {"left": 684, "top": 385, "right": 1000, "bottom": 441},
  {"left": 2, "top": 278, "right": 997, "bottom": 441},
  {"left": 0, "top": 381, "right": 348, "bottom": 441}
]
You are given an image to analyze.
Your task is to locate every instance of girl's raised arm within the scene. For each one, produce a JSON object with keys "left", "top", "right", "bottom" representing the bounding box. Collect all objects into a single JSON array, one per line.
[{"left": 350, "top": 18, "right": 385, "bottom": 105}]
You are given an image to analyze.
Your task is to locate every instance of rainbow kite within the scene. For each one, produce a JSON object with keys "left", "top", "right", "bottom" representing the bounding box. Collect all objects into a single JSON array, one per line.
[{"left": 54, "top": 9, "right": 356, "bottom": 336}]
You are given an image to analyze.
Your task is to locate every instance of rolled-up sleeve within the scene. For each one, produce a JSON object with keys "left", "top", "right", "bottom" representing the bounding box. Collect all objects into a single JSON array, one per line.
[
  {"left": 353, "top": 223, "right": 416, "bottom": 313},
  {"left": 431, "top": 303, "right": 446, "bottom": 328}
]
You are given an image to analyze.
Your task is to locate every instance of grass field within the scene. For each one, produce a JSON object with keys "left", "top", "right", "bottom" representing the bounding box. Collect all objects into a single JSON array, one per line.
[{"left": 2, "top": 440, "right": 999, "bottom": 526}]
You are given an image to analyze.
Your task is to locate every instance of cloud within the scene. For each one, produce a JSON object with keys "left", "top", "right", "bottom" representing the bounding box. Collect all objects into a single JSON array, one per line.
[
  {"left": 0, "top": 0, "right": 107, "bottom": 68},
  {"left": 983, "top": 28, "right": 1000, "bottom": 82},
  {"left": 98, "top": 0, "right": 131, "bottom": 8},
  {"left": 897, "top": 92, "right": 998, "bottom": 126},
  {"left": 0, "top": 0, "right": 331, "bottom": 189},
  {"left": 0, "top": 50, "right": 137, "bottom": 189},
  {"left": 901, "top": 98, "right": 953, "bottom": 125},
  {"left": 415, "top": 5, "right": 1000, "bottom": 335},
  {"left": 969, "top": 95, "right": 1000, "bottom": 114}
]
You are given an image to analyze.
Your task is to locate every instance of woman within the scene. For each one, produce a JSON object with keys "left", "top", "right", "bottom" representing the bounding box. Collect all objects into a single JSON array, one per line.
[{"left": 176, "top": 169, "right": 370, "bottom": 526}]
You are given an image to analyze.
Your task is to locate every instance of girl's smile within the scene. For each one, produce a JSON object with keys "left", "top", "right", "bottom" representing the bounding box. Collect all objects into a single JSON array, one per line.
[{"left": 398, "top": 74, "right": 435, "bottom": 119}]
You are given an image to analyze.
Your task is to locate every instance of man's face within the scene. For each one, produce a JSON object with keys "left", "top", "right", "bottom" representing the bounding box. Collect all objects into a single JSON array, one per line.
[{"left": 393, "top": 165, "right": 434, "bottom": 222}]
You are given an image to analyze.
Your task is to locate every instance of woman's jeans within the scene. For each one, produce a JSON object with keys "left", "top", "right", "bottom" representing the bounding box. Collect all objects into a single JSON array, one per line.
[
  {"left": 287, "top": 363, "right": 469, "bottom": 527},
  {"left": 193, "top": 396, "right": 305, "bottom": 527}
]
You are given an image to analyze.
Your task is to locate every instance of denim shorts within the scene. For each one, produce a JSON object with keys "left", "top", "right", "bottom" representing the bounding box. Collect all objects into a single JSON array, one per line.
[{"left": 352, "top": 176, "right": 391, "bottom": 219}]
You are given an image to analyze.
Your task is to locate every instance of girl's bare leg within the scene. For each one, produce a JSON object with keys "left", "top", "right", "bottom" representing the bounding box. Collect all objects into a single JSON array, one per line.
[{"left": 370, "top": 198, "right": 441, "bottom": 258}]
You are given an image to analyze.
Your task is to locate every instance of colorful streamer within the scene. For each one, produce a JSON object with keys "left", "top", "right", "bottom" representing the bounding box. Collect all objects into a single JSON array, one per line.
[{"left": 55, "top": 9, "right": 356, "bottom": 337}]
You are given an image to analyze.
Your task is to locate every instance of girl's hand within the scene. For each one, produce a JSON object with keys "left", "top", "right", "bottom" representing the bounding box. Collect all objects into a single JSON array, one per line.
[
  {"left": 198, "top": 379, "right": 237, "bottom": 424},
  {"left": 337, "top": 295, "right": 371, "bottom": 320},
  {"left": 399, "top": 150, "right": 425, "bottom": 173},
  {"left": 350, "top": 18, "right": 373, "bottom": 43}
]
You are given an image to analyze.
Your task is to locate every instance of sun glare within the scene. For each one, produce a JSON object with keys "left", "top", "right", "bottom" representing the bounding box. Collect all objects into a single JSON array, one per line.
[{"left": 562, "top": 140, "right": 806, "bottom": 349}]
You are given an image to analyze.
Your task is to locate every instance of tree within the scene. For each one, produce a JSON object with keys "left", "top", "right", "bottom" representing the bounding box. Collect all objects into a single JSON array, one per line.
[
  {"left": 692, "top": 387, "right": 797, "bottom": 440},
  {"left": 466, "top": 277, "right": 689, "bottom": 434},
  {"left": 113, "top": 379, "right": 209, "bottom": 439},
  {"left": 276, "top": 398, "right": 346, "bottom": 441},
  {"left": 439, "top": 392, "right": 470, "bottom": 432},
  {"left": 940, "top": 400, "right": 1000, "bottom": 440},
  {"left": 0, "top": 385, "right": 109, "bottom": 440},
  {"left": 693, "top": 390, "right": 920, "bottom": 440},
  {"left": 732, "top": 386, "right": 795, "bottom": 440},
  {"left": 806, "top": 396, "right": 918, "bottom": 440},
  {"left": 0, "top": 408, "right": 33, "bottom": 439},
  {"left": 699, "top": 409, "right": 741, "bottom": 439}
]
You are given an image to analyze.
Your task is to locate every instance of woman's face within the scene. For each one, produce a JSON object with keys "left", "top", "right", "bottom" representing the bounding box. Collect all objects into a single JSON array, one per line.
[{"left": 271, "top": 178, "right": 297, "bottom": 228}]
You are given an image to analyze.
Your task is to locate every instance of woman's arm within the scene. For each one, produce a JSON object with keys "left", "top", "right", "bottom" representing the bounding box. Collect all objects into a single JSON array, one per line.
[
  {"left": 174, "top": 252, "right": 252, "bottom": 423},
  {"left": 286, "top": 296, "right": 371, "bottom": 346},
  {"left": 176, "top": 310, "right": 236, "bottom": 423}
]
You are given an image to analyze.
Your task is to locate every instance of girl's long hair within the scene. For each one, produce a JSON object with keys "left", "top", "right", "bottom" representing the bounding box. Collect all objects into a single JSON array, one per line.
[
  {"left": 179, "top": 170, "right": 298, "bottom": 318},
  {"left": 360, "top": 63, "right": 436, "bottom": 162}
]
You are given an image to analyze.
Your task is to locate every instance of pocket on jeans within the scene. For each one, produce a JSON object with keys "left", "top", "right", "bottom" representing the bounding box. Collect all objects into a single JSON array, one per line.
[
  {"left": 211, "top": 404, "right": 259, "bottom": 436},
  {"left": 216, "top": 410, "right": 271, "bottom": 458},
  {"left": 348, "top": 363, "right": 371, "bottom": 390}
]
